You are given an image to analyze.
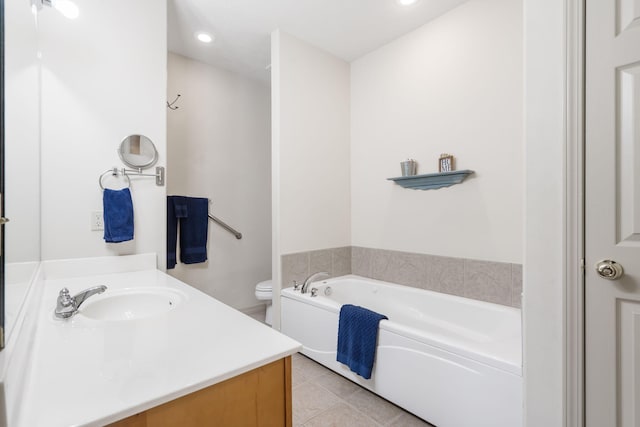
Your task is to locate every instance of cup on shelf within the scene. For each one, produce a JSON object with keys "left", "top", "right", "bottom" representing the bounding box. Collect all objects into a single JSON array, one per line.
[{"left": 400, "top": 159, "right": 417, "bottom": 177}]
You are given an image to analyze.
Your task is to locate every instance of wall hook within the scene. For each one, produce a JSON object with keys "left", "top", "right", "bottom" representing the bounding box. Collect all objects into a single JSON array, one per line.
[{"left": 167, "top": 94, "right": 181, "bottom": 110}]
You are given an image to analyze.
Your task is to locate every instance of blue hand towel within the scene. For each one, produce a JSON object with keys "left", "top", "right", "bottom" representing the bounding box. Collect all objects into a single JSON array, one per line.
[
  {"left": 103, "top": 188, "right": 134, "bottom": 243},
  {"left": 167, "top": 196, "right": 209, "bottom": 269},
  {"left": 336, "top": 304, "right": 388, "bottom": 379},
  {"left": 178, "top": 197, "right": 208, "bottom": 264},
  {"left": 166, "top": 196, "right": 182, "bottom": 269}
]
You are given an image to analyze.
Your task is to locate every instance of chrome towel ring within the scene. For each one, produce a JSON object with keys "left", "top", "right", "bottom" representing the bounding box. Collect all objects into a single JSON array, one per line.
[
  {"left": 99, "top": 168, "right": 131, "bottom": 190},
  {"left": 98, "top": 166, "right": 165, "bottom": 190}
]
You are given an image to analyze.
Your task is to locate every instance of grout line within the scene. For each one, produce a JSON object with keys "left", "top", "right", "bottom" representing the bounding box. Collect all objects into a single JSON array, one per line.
[
  {"left": 313, "top": 373, "right": 359, "bottom": 400},
  {"left": 301, "top": 401, "right": 350, "bottom": 427},
  {"left": 340, "top": 400, "right": 386, "bottom": 427},
  {"left": 386, "top": 411, "right": 405, "bottom": 426}
]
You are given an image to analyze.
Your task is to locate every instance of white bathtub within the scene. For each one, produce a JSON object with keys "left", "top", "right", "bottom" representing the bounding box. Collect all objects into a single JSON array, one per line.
[{"left": 281, "top": 275, "right": 522, "bottom": 427}]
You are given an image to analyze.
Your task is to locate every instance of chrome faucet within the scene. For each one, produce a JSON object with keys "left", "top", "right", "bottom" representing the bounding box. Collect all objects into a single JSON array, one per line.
[
  {"left": 301, "top": 272, "right": 329, "bottom": 294},
  {"left": 55, "top": 285, "right": 107, "bottom": 319}
]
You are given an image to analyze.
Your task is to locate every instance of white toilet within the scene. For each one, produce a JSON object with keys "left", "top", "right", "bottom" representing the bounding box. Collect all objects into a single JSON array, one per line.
[{"left": 255, "top": 279, "right": 273, "bottom": 325}]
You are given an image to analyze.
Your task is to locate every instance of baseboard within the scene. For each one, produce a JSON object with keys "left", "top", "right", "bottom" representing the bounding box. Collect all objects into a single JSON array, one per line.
[{"left": 239, "top": 304, "right": 267, "bottom": 316}]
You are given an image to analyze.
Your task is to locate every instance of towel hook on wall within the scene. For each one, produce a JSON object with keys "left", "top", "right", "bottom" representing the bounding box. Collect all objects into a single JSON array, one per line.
[{"left": 167, "top": 94, "right": 181, "bottom": 110}]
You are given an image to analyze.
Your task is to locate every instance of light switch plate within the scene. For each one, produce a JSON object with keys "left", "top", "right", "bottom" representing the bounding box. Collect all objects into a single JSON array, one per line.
[{"left": 91, "top": 211, "right": 104, "bottom": 231}]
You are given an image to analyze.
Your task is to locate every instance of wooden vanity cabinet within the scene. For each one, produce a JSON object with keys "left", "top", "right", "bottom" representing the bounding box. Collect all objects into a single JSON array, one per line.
[{"left": 109, "top": 356, "right": 292, "bottom": 427}]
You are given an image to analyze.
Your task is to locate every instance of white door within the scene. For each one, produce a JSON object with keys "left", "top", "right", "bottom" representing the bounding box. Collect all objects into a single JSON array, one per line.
[{"left": 585, "top": 0, "right": 640, "bottom": 425}]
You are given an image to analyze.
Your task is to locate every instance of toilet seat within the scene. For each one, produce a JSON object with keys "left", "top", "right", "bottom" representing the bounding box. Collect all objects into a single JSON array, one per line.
[
  {"left": 255, "top": 279, "right": 273, "bottom": 301},
  {"left": 255, "top": 280, "right": 273, "bottom": 293}
]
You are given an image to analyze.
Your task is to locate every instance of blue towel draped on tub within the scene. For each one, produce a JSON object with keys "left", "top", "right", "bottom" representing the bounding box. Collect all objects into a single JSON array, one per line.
[
  {"left": 103, "top": 188, "right": 134, "bottom": 243},
  {"left": 336, "top": 304, "right": 388, "bottom": 379},
  {"left": 167, "top": 196, "right": 209, "bottom": 269}
]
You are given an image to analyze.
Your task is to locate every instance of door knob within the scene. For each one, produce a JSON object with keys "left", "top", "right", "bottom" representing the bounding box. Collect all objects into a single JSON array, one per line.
[
  {"left": 0, "top": 217, "right": 9, "bottom": 225},
  {"left": 595, "top": 260, "right": 624, "bottom": 280}
]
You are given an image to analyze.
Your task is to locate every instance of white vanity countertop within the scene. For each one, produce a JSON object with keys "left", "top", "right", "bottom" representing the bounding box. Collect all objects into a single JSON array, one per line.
[{"left": 18, "top": 268, "right": 300, "bottom": 427}]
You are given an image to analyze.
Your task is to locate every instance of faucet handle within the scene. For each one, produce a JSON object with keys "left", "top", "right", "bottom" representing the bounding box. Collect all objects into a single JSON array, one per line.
[
  {"left": 58, "top": 288, "right": 74, "bottom": 307},
  {"left": 293, "top": 280, "right": 300, "bottom": 291}
]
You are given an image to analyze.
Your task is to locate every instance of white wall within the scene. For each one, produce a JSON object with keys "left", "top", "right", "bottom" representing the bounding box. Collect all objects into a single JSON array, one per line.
[
  {"left": 38, "top": 0, "right": 167, "bottom": 269},
  {"left": 273, "top": 31, "right": 351, "bottom": 255},
  {"left": 271, "top": 30, "right": 351, "bottom": 327},
  {"left": 4, "top": 1, "right": 40, "bottom": 263},
  {"left": 523, "top": 0, "right": 566, "bottom": 425},
  {"left": 351, "top": 0, "right": 523, "bottom": 264},
  {"left": 166, "top": 53, "right": 272, "bottom": 310}
]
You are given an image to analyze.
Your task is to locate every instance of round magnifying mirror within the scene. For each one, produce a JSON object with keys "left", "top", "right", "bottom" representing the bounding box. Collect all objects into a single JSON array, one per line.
[{"left": 118, "top": 135, "right": 158, "bottom": 169}]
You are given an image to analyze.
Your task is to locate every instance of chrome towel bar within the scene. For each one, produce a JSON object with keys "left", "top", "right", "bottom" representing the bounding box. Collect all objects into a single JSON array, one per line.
[{"left": 208, "top": 213, "right": 242, "bottom": 240}]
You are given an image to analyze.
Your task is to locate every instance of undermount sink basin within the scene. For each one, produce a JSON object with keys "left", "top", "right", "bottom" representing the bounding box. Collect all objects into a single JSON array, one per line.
[{"left": 79, "top": 288, "right": 185, "bottom": 321}]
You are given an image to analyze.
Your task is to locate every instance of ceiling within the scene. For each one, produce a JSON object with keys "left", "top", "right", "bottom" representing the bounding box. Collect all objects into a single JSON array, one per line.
[{"left": 168, "top": 0, "right": 468, "bottom": 82}]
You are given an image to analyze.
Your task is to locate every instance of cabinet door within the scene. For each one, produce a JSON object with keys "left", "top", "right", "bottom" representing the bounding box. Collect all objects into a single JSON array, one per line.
[{"left": 109, "top": 357, "right": 292, "bottom": 427}]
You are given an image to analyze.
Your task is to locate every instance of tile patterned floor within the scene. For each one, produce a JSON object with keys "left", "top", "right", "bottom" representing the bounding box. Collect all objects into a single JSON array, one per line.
[{"left": 291, "top": 353, "right": 435, "bottom": 427}]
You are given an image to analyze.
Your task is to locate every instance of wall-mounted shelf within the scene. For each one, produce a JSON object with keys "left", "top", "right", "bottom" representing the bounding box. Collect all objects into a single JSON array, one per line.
[{"left": 387, "top": 170, "right": 474, "bottom": 190}]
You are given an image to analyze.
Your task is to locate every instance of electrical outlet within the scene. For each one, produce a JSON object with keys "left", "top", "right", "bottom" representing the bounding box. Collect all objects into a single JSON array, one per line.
[{"left": 91, "top": 211, "right": 104, "bottom": 231}]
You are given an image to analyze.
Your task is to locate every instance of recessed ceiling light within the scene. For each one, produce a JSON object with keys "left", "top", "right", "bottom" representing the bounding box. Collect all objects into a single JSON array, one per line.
[
  {"left": 196, "top": 32, "right": 214, "bottom": 44},
  {"left": 396, "top": 0, "right": 420, "bottom": 6}
]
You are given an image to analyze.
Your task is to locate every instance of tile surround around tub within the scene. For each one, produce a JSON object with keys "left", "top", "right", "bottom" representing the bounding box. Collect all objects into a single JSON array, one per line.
[
  {"left": 281, "top": 246, "right": 522, "bottom": 308},
  {"left": 351, "top": 247, "right": 522, "bottom": 308},
  {"left": 281, "top": 247, "right": 352, "bottom": 290}
]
